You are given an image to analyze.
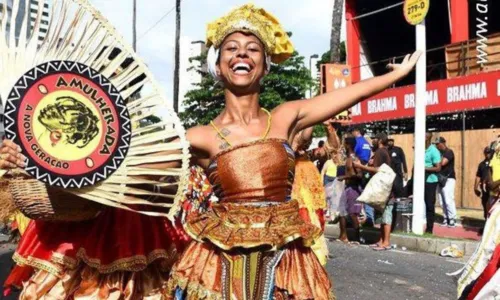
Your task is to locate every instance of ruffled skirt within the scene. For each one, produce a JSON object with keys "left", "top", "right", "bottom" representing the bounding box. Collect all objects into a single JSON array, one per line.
[
  {"left": 13, "top": 262, "right": 171, "bottom": 299},
  {"left": 4, "top": 208, "right": 189, "bottom": 299},
  {"left": 167, "top": 241, "right": 334, "bottom": 300}
]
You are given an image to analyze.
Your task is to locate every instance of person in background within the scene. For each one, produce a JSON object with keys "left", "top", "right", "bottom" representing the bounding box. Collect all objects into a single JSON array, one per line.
[
  {"left": 351, "top": 127, "right": 371, "bottom": 164},
  {"left": 475, "top": 147, "right": 493, "bottom": 224},
  {"left": 424, "top": 133, "right": 442, "bottom": 234},
  {"left": 337, "top": 136, "right": 363, "bottom": 244},
  {"left": 321, "top": 122, "right": 342, "bottom": 185},
  {"left": 486, "top": 142, "right": 500, "bottom": 213},
  {"left": 321, "top": 156, "right": 338, "bottom": 186},
  {"left": 388, "top": 138, "right": 408, "bottom": 199},
  {"left": 350, "top": 127, "right": 374, "bottom": 226},
  {"left": 435, "top": 137, "right": 457, "bottom": 228},
  {"left": 354, "top": 133, "right": 393, "bottom": 251},
  {"left": 315, "top": 140, "right": 328, "bottom": 173}
]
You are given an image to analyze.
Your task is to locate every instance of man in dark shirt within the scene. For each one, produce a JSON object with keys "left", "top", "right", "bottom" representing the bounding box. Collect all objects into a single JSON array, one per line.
[
  {"left": 475, "top": 147, "right": 494, "bottom": 221},
  {"left": 388, "top": 138, "right": 408, "bottom": 198},
  {"left": 354, "top": 133, "right": 393, "bottom": 250},
  {"left": 435, "top": 137, "right": 457, "bottom": 227}
]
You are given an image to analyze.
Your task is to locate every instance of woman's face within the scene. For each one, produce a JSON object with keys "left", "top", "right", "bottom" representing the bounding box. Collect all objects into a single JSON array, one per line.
[{"left": 217, "top": 32, "right": 267, "bottom": 91}]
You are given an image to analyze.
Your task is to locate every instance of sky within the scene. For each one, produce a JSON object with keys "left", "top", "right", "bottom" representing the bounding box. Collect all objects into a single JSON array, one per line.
[{"left": 91, "top": 0, "right": 346, "bottom": 104}]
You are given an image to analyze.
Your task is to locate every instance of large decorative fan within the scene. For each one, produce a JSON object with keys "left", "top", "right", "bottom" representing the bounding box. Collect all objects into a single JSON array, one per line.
[{"left": 0, "top": 0, "right": 190, "bottom": 218}]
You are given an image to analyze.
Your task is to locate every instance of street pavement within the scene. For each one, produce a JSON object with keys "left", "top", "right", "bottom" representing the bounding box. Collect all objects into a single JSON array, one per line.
[
  {"left": 0, "top": 242, "right": 18, "bottom": 300},
  {"left": 327, "top": 240, "right": 464, "bottom": 300},
  {"left": 0, "top": 240, "right": 464, "bottom": 299}
]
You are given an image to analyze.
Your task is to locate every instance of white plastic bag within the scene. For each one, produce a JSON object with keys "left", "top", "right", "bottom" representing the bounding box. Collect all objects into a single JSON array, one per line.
[
  {"left": 357, "top": 164, "right": 396, "bottom": 212},
  {"left": 325, "top": 179, "right": 345, "bottom": 220}
]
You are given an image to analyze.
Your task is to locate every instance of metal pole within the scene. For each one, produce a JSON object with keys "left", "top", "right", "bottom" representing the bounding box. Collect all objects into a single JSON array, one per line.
[
  {"left": 309, "top": 57, "right": 313, "bottom": 98},
  {"left": 461, "top": 111, "right": 466, "bottom": 208},
  {"left": 132, "top": 0, "right": 137, "bottom": 51},
  {"left": 412, "top": 20, "right": 427, "bottom": 235},
  {"left": 173, "top": 0, "right": 181, "bottom": 113}
]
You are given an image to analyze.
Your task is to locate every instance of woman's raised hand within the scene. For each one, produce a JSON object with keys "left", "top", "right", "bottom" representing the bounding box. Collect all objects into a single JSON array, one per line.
[
  {"left": 387, "top": 51, "right": 422, "bottom": 78},
  {"left": 0, "top": 140, "right": 26, "bottom": 170}
]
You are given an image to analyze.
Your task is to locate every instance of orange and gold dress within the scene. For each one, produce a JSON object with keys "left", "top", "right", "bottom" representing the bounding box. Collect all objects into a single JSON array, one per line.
[{"left": 167, "top": 139, "right": 334, "bottom": 299}]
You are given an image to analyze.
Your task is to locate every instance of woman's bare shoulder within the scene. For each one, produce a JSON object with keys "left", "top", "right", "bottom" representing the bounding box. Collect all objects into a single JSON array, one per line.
[{"left": 187, "top": 125, "right": 215, "bottom": 151}]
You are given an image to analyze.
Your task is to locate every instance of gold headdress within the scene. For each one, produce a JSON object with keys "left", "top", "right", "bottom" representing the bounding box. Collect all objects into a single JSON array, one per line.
[{"left": 206, "top": 3, "right": 294, "bottom": 64}]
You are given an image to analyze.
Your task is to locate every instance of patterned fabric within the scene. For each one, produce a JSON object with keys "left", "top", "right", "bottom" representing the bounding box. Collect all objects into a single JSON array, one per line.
[
  {"left": 219, "top": 250, "right": 284, "bottom": 300},
  {"left": 176, "top": 165, "right": 216, "bottom": 225},
  {"left": 167, "top": 241, "right": 335, "bottom": 300},
  {"left": 291, "top": 157, "right": 328, "bottom": 265},
  {"left": 184, "top": 200, "right": 320, "bottom": 251},
  {"left": 292, "top": 157, "right": 327, "bottom": 211}
]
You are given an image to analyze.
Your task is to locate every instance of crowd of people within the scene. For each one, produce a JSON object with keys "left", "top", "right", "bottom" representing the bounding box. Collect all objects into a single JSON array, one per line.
[
  {"left": 309, "top": 125, "right": 408, "bottom": 249},
  {"left": 309, "top": 125, "right": 496, "bottom": 249}
]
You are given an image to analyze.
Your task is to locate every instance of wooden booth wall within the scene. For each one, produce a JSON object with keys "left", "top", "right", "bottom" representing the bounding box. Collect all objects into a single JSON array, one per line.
[{"left": 391, "top": 128, "right": 499, "bottom": 209}]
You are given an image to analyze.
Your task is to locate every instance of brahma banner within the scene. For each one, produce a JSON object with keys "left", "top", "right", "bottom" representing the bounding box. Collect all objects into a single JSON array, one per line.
[{"left": 351, "top": 70, "right": 500, "bottom": 124}]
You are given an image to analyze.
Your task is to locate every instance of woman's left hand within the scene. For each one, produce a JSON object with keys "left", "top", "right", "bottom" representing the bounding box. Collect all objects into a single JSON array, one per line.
[{"left": 387, "top": 51, "right": 422, "bottom": 78}]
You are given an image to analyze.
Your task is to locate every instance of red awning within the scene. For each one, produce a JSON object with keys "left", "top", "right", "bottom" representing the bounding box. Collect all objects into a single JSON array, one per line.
[{"left": 351, "top": 70, "right": 500, "bottom": 124}]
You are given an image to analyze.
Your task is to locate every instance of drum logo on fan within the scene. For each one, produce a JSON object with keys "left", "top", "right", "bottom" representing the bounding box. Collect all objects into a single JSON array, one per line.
[{"left": 4, "top": 61, "right": 131, "bottom": 188}]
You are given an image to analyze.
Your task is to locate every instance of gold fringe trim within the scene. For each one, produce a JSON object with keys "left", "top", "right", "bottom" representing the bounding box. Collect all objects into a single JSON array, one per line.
[
  {"left": 12, "top": 246, "right": 179, "bottom": 277},
  {"left": 76, "top": 247, "right": 178, "bottom": 274},
  {"left": 51, "top": 252, "right": 78, "bottom": 270},
  {"left": 167, "top": 273, "right": 223, "bottom": 300},
  {"left": 12, "top": 252, "right": 64, "bottom": 277}
]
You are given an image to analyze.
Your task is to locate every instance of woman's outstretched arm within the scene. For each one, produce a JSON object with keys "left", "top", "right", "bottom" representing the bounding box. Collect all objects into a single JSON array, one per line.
[{"left": 277, "top": 51, "right": 421, "bottom": 134}]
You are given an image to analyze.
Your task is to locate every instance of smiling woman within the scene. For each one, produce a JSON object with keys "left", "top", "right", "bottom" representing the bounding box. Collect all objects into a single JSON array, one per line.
[
  {"left": 219, "top": 33, "right": 267, "bottom": 87},
  {"left": 166, "top": 2, "right": 420, "bottom": 299}
]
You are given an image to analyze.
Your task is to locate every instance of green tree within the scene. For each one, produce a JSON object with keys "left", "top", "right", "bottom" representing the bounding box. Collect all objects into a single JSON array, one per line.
[
  {"left": 312, "top": 124, "right": 327, "bottom": 137},
  {"left": 316, "top": 41, "right": 347, "bottom": 70},
  {"left": 180, "top": 51, "right": 314, "bottom": 128}
]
